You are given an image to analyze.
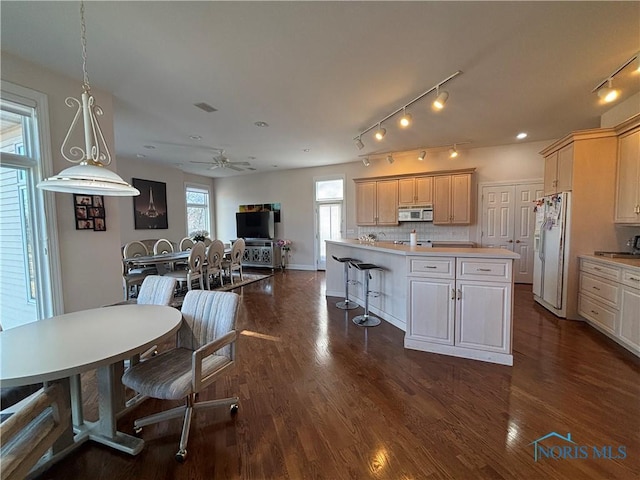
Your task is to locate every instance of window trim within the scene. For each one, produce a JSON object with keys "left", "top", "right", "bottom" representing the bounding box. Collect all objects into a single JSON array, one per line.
[{"left": 184, "top": 182, "right": 213, "bottom": 237}]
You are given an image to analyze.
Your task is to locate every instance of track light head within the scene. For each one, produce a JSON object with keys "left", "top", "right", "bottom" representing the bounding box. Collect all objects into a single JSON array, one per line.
[
  {"left": 597, "top": 78, "right": 619, "bottom": 103},
  {"left": 355, "top": 136, "right": 365, "bottom": 150},
  {"left": 433, "top": 88, "right": 449, "bottom": 110},
  {"left": 418, "top": 150, "right": 426, "bottom": 161},
  {"left": 386, "top": 154, "right": 394, "bottom": 164},
  {"left": 399, "top": 108, "right": 412, "bottom": 128},
  {"left": 362, "top": 157, "right": 370, "bottom": 167},
  {"left": 449, "top": 145, "right": 458, "bottom": 158},
  {"left": 375, "top": 125, "right": 386, "bottom": 141}
]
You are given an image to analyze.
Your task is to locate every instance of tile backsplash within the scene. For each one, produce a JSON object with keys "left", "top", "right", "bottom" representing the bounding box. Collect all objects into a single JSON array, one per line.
[{"left": 357, "top": 223, "right": 470, "bottom": 242}]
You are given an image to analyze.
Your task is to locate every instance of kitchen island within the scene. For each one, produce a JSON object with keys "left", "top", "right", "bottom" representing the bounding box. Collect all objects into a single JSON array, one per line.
[{"left": 326, "top": 239, "right": 520, "bottom": 365}]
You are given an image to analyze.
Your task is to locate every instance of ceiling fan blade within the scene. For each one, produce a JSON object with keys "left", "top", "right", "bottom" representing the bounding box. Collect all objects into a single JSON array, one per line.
[
  {"left": 190, "top": 160, "right": 217, "bottom": 164},
  {"left": 226, "top": 165, "right": 244, "bottom": 171},
  {"left": 208, "top": 164, "right": 221, "bottom": 170},
  {"left": 228, "top": 161, "right": 251, "bottom": 166}
]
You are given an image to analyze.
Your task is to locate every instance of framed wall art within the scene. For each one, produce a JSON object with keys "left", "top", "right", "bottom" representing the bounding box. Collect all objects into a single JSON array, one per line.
[
  {"left": 132, "top": 178, "right": 168, "bottom": 229},
  {"left": 74, "top": 194, "right": 106, "bottom": 231}
]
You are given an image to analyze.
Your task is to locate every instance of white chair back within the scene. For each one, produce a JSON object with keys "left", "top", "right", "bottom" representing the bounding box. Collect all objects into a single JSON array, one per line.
[
  {"left": 154, "top": 239, "right": 174, "bottom": 255},
  {"left": 123, "top": 241, "right": 148, "bottom": 258},
  {"left": 136, "top": 276, "right": 177, "bottom": 306},
  {"left": 179, "top": 237, "right": 194, "bottom": 251},
  {"left": 188, "top": 241, "right": 206, "bottom": 273}
]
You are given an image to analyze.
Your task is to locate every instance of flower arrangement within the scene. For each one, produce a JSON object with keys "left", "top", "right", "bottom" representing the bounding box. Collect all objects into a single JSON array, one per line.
[
  {"left": 276, "top": 239, "right": 292, "bottom": 251},
  {"left": 190, "top": 230, "right": 209, "bottom": 242}
]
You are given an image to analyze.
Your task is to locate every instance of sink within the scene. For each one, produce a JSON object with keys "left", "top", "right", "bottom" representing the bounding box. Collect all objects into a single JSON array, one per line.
[{"left": 594, "top": 251, "right": 640, "bottom": 259}]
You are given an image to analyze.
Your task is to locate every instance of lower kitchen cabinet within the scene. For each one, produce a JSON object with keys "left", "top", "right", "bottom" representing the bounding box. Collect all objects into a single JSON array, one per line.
[
  {"left": 405, "top": 256, "right": 514, "bottom": 365},
  {"left": 578, "top": 256, "right": 640, "bottom": 356}
]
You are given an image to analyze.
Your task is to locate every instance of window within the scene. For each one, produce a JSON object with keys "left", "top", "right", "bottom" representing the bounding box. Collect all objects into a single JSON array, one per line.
[
  {"left": 185, "top": 184, "right": 211, "bottom": 236},
  {"left": 314, "top": 177, "right": 345, "bottom": 270}
]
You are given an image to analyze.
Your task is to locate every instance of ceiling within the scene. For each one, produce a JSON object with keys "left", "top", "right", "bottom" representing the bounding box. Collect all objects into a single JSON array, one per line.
[{"left": 2, "top": 2, "right": 639, "bottom": 177}]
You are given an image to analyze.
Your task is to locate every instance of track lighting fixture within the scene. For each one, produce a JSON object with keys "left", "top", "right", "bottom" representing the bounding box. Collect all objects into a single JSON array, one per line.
[
  {"left": 593, "top": 52, "right": 639, "bottom": 104},
  {"left": 433, "top": 87, "right": 449, "bottom": 110},
  {"left": 362, "top": 157, "right": 370, "bottom": 167},
  {"left": 449, "top": 145, "right": 459, "bottom": 158},
  {"left": 418, "top": 151, "right": 426, "bottom": 161},
  {"left": 399, "top": 108, "right": 412, "bottom": 128},
  {"left": 352, "top": 70, "right": 462, "bottom": 148},
  {"left": 387, "top": 155, "right": 394, "bottom": 164},
  {"left": 597, "top": 78, "right": 619, "bottom": 103}
]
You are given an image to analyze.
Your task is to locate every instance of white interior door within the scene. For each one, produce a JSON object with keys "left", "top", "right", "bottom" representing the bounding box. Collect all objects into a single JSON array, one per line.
[
  {"left": 481, "top": 182, "right": 543, "bottom": 284},
  {"left": 314, "top": 177, "right": 345, "bottom": 271}
]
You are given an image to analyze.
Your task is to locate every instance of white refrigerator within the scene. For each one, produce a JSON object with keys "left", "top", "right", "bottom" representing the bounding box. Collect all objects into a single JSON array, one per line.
[{"left": 533, "top": 192, "right": 571, "bottom": 317}]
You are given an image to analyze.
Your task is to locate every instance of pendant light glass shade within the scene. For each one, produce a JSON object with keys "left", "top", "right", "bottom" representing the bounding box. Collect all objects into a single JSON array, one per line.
[{"left": 38, "top": 162, "right": 140, "bottom": 196}]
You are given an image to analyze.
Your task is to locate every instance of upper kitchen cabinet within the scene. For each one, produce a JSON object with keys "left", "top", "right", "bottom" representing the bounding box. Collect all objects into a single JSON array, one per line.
[
  {"left": 543, "top": 144, "right": 574, "bottom": 195},
  {"left": 355, "top": 178, "right": 399, "bottom": 226},
  {"left": 398, "top": 176, "right": 433, "bottom": 205},
  {"left": 614, "top": 116, "right": 640, "bottom": 225},
  {"left": 433, "top": 171, "right": 474, "bottom": 225}
]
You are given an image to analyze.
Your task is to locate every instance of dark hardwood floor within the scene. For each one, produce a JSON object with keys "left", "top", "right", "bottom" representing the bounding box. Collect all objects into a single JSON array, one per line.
[{"left": 38, "top": 271, "right": 639, "bottom": 479}]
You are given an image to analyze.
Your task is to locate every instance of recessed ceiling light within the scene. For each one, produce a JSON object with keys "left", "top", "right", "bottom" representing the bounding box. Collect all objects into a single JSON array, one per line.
[
  {"left": 272, "top": 165, "right": 278, "bottom": 168},
  {"left": 143, "top": 145, "right": 155, "bottom": 149},
  {"left": 303, "top": 149, "right": 310, "bottom": 152},
  {"left": 254, "top": 121, "right": 269, "bottom": 127},
  {"left": 189, "top": 135, "right": 202, "bottom": 140},
  {"left": 516, "top": 132, "right": 528, "bottom": 140},
  {"left": 136, "top": 154, "right": 146, "bottom": 158}
]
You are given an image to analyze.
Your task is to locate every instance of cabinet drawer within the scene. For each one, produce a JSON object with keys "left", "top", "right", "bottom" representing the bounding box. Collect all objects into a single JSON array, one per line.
[
  {"left": 622, "top": 269, "right": 640, "bottom": 290},
  {"left": 407, "top": 257, "right": 455, "bottom": 278},
  {"left": 456, "top": 258, "right": 512, "bottom": 282},
  {"left": 579, "top": 272, "right": 619, "bottom": 307},
  {"left": 578, "top": 293, "right": 616, "bottom": 335},
  {"left": 581, "top": 259, "right": 621, "bottom": 281}
]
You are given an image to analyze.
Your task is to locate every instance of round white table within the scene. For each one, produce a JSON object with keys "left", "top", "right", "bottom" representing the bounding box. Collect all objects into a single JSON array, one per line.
[{"left": 0, "top": 304, "right": 182, "bottom": 460}]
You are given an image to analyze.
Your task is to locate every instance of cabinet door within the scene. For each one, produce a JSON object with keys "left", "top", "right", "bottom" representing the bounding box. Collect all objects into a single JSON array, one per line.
[
  {"left": 451, "top": 174, "right": 471, "bottom": 224},
  {"left": 408, "top": 278, "right": 455, "bottom": 345},
  {"left": 556, "top": 144, "right": 573, "bottom": 192},
  {"left": 455, "top": 280, "right": 511, "bottom": 353},
  {"left": 398, "top": 178, "right": 416, "bottom": 205},
  {"left": 376, "top": 180, "right": 399, "bottom": 225},
  {"left": 614, "top": 128, "right": 640, "bottom": 224},
  {"left": 543, "top": 152, "right": 558, "bottom": 196},
  {"left": 355, "top": 182, "right": 377, "bottom": 226},
  {"left": 415, "top": 176, "right": 433, "bottom": 204},
  {"left": 619, "top": 286, "right": 640, "bottom": 353},
  {"left": 433, "top": 175, "right": 451, "bottom": 224}
]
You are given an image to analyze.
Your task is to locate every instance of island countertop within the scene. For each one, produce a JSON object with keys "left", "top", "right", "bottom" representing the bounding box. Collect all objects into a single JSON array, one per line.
[{"left": 326, "top": 239, "right": 520, "bottom": 259}]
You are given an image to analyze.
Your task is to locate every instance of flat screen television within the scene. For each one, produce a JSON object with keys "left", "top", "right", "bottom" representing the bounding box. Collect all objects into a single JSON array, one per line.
[{"left": 236, "top": 211, "right": 274, "bottom": 239}]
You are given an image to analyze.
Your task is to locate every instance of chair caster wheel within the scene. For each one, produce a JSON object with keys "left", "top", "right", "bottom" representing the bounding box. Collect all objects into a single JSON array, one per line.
[
  {"left": 175, "top": 450, "right": 187, "bottom": 463},
  {"left": 230, "top": 403, "right": 239, "bottom": 416},
  {"left": 134, "top": 426, "right": 142, "bottom": 435}
]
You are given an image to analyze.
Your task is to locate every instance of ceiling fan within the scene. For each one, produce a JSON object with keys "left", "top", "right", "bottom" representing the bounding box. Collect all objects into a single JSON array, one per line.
[{"left": 190, "top": 150, "right": 250, "bottom": 171}]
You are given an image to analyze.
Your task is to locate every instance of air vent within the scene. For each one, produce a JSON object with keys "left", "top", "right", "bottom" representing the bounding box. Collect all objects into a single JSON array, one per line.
[{"left": 193, "top": 102, "right": 217, "bottom": 113}]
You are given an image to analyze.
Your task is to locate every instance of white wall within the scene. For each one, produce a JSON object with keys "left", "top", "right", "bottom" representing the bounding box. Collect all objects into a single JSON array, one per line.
[
  {"left": 1, "top": 53, "right": 124, "bottom": 311},
  {"left": 213, "top": 140, "right": 548, "bottom": 269},
  {"left": 601, "top": 92, "right": 640, "bottom": 128}
]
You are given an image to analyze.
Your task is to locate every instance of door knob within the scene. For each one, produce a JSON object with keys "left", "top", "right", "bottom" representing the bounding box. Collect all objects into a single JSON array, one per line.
[
  {"left": 515, "top": 240, "right": 521, "bottom": 243},
  {"left": 508, "top": 239, "right": 513, "bottom": 243}
]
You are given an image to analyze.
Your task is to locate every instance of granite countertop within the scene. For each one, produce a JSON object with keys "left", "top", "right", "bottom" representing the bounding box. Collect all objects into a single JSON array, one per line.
[
  {"left": 326, "top": 239, "right": 520, "bottom": 259},
  {"left": 579, "top": 254, "right": 640, "bottom": 270}
]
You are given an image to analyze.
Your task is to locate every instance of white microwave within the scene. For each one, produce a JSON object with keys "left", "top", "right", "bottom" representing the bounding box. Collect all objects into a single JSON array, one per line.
[{"left": 398, "top": 205, "right": 433, "bottom": 222}]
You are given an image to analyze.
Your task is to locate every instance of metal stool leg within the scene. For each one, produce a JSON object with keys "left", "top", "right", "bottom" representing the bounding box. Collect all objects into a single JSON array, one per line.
[
  {"left": 353, "top": 269, "right": 381, "bottom": 327},
  {"left": 336, "top": 261, "right": 358, "bottom": 310}
]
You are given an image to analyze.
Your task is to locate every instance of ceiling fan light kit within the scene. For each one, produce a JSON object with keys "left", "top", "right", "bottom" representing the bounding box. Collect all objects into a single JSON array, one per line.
[
  {"left": 353, "top": 70, "right": 462, "bottom": 151},
  {"left": 190, "top": 149, "right": 251, "bottom": 171}
]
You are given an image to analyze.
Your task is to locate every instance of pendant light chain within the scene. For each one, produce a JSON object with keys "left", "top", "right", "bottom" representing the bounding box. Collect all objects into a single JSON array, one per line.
[{"left": 80, "top": 1, "right": 90, "bottom": 93}]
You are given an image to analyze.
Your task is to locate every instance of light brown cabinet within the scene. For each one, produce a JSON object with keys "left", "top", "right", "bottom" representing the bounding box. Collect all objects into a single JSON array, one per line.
[
  {"left": 614, "top": 125, "right": 640, "bottom": 224},
  {"left": 398, "top": 176, "right": 433, "bottom": 205},
  {"left": 433, "top": 173, "right": 472, "bottom": 225},
  {"left": 355, "top": 179, "right": 398, "bottom": 226},
  {"left": 543, "top": 144, "right": 574, "bottom": 195}
]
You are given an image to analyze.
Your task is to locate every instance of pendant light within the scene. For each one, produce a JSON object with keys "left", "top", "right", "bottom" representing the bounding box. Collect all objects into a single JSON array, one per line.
[{"left": 37, "top": 1, "right": 139, "bottom": 196}]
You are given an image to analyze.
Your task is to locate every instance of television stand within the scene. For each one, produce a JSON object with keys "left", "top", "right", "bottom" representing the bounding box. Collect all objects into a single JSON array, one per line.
[{"left": 241, "top": 239, "right": 282, "bottom": 270}]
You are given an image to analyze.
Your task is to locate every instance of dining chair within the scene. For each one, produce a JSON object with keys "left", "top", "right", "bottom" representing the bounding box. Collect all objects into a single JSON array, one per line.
[
  {"left": 121, "top": 290, "right": 240, "bottom": 462},
  {"left": 164, "top": 241, "right": 206, "bottom": 291},
  {"left": 179, "top": 237, "right": 194, "bottom": 251},
  {"left": 121, "top": 260, "right": 148, "bottom": 301},
  {"left": 123, "top": 240, "right": 157, "bottom": 277},
  {"left": 0, "top": 383, "right": 70, "bottom": 480},
  {"left": 205, "top": 240, "right": 225, "bottom": 290},
  {"left": 153, "top": 238, "right": 175, "bottom": 255},
  {"left": 221, "top": 238, "right": 245, "bottom": 285}
]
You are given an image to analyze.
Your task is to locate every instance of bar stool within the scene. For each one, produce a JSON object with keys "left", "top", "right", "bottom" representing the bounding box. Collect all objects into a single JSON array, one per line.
[
  {"left": 350, "top": 262, "right": 382, "bottom": 327},
  {"left": 331, "top": 255, "right": 360, "bottom": 310}
]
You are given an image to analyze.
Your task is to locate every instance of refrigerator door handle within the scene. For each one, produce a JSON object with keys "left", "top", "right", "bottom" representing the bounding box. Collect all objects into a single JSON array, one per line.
[{"left": 539, "top": 226, "right": 545, "bottom": 261}]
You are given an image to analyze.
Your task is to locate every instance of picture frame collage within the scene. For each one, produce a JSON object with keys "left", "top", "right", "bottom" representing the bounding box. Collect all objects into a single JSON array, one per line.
[{"left": 74, "top": 194, "right": 106, "bottom": 231}]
